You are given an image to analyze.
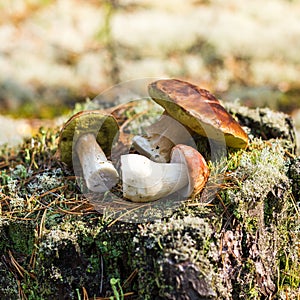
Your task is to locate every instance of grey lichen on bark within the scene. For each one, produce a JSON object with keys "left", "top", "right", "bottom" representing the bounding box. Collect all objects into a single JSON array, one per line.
[{"left": 226, "top": 102, "right": 297, "bottom": 153}]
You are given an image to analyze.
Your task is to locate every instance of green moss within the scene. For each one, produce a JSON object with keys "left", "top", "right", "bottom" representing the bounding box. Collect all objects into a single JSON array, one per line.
[
  {"left": 7, "top": 222, "right": 35, "bottom": 255},
  {"left": 219, "top": 139, "right": 299, "bottom": 298},
  {"left": 289, "top": 157, "right": 300, "bottom": 200},
  {"left": 134, "top": 211, "right": 224, "bottom": 299},
  {"left": 8, "top": 100, "right": 72, "bottom": 119},
  {"left": 0, "top": 262, "right": 19, "bottom": 299}
]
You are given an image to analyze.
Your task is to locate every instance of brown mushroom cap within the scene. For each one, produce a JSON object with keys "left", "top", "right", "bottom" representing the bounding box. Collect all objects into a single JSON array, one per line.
[
  {"left": 170, "top": 144, "right": 209, "bottom": 197},
  {"left": 148, "top": 79, "right": 248, "bottom": 149},
  {"left": 57, "top": 110, "right": 119, "bottom": 167}
]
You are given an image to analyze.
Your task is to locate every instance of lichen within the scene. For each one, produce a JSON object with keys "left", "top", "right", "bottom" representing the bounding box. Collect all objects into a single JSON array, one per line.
[
  {"left": 226, "top": 103, "right": 297, "bottom": 153},
  {"left": 27, "top": 168, "right": 63, "bottom": 195},
  {"left": 134, "top": 212, "right": 224, "bottom": 299},
  {"left": 218, "top": 139, "right": 299, "bottom": 298}
]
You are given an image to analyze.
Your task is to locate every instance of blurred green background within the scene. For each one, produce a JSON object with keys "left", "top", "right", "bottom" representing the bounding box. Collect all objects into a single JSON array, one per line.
[{"left": 0, "top": 0, "right": 299, "bottom": 148}]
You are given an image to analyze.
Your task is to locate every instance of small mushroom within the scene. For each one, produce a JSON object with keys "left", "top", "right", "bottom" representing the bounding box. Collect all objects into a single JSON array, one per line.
[
  {"left": 57, "top": 110, "right": 119, "bottom": 193},
  {"left": 121, "top": 144, "right": 209, "bottom": 202},
  {"left": 133, "top": 79, "right": 248, "bottom": 162}
]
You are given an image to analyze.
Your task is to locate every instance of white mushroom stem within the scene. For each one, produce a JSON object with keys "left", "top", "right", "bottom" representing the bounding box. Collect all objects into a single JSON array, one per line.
[
  {"left": 75, "top": 133, "right": 119, "bottom": 193},
  {"left": 121, "top": 154, "right": 189, "bottom": 202},
  {"left": 132, "top": 134, "right": 174, "bottom": 163},
  {"left": 132, "top": 114, "right": 192, "bottom": 163}
]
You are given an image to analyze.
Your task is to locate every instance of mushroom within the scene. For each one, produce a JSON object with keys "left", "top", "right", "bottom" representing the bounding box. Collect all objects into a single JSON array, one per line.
[
  {"left": 171, "top": 144, "right": 210, "bottom": 197},
  {"left": 121, "top": 144, "right": 209, "bottom": 202},
  {"left": 57, "top": 110, "right": 119, "bottom": 193},
  {"left": 133, "top": 79, "right": 248, "bottom": 162},
  {"left": 132, "top": 112, "right": 194, "bottom": 162}
]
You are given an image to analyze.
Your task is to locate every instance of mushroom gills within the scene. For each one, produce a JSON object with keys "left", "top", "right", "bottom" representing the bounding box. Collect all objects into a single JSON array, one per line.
[
  {"left": 75, "top": 133, "right": 119, "bottom": 193},
  {"left": 121, "top": 154, "right": 189, "bottom": 202}
]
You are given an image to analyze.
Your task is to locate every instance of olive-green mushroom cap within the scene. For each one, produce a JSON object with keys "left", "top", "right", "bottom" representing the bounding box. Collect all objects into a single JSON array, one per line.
[
  {"left": 57, "top": 110, "right": 119, "bottom": 167},
  {"left": 148, "top": 79, "right": 248, "bottom": 149}
]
